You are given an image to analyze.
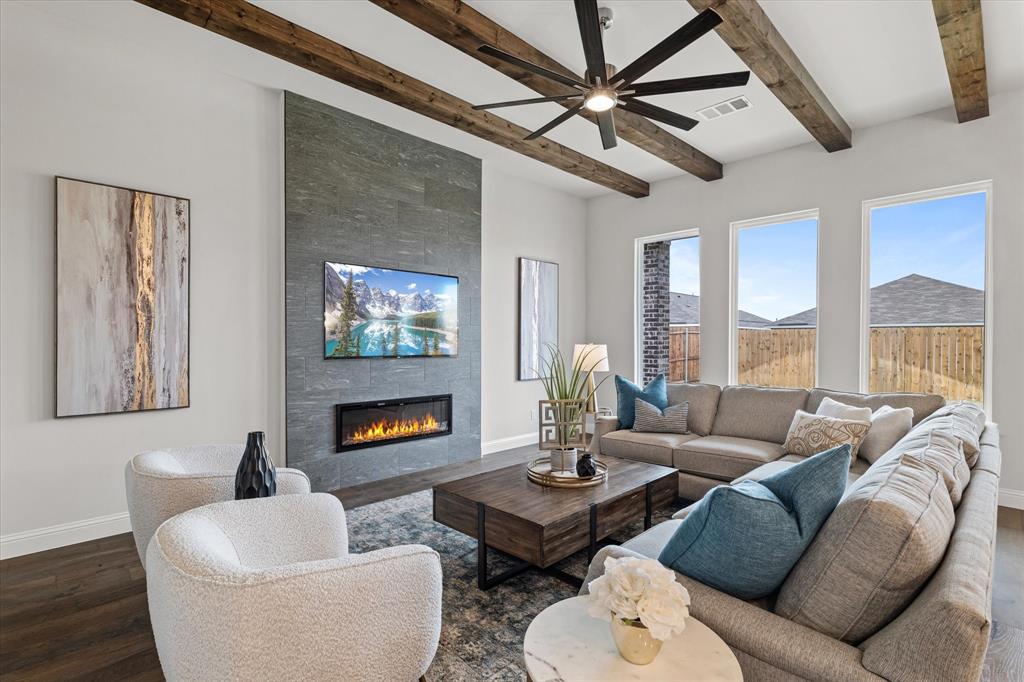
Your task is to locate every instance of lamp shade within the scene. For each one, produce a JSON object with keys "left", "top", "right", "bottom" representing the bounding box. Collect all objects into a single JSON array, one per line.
[{"left": 572, "top": 343, "right": 609, "bottom": 373}]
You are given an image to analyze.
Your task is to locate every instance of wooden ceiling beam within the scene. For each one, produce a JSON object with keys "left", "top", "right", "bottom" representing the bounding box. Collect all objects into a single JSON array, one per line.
[
  {"left": 932, "top": 0, "right": 989, "bottom": 123},
  {"left": 688, "top": 0, "right": 852, "bottom": 152},
  {"left": 370, "top": 0, "right": 724, "bottom": 182},
  {"left": 134, "top": 0, "right": 649, "bottom": 198}
]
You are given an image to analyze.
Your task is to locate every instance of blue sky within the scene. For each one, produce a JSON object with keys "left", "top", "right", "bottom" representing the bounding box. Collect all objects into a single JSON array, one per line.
[
  {"left": 329, "top": 263, "right": 458, "bottom": 302},
  {"left": 869, "top": 192, "right": 985, "bottom": 289},
  {"left": 737, "top": 218, "right": 818, "bottom": 321},
  {"left": 669, "top": 192, "right": 985, "bottom": 322},
  {"left": 670, "top": 237, "right": 700, "bottom": 295}
]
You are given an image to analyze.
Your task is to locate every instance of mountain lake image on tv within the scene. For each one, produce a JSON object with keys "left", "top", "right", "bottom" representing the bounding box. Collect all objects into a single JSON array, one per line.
[{"left": 325, "top": 262, "right": 458, "bottom": 358}]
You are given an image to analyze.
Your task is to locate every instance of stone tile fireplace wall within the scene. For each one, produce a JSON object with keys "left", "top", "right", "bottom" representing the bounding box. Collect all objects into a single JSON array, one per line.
[{"left": 284, "top": 92, "right": 482, "bottom": 492}]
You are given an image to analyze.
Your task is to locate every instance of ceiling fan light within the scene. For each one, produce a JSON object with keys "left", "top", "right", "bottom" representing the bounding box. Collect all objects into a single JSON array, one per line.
[{"left": 584, "top": 90, "right": 617, "bottom": 112}]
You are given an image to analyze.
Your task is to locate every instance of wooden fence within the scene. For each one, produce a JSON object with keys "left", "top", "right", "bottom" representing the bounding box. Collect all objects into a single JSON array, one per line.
[
  {"left": 737, "top": 327, "right": 817, "bottom": 389},
  {"left": 668, "top": 326, "right": 701, "bottom": 382},
  {"left": 668, "top": 325, "right": 983, "bottom": 400},
  {"left": 868, "top": 325, "right": 984, "bottom": 402}
]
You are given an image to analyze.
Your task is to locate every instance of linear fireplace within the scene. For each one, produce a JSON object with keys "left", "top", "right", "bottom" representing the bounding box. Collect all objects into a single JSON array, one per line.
[{"left": 336, "top": 394, "right": 452, "bottom": 452}]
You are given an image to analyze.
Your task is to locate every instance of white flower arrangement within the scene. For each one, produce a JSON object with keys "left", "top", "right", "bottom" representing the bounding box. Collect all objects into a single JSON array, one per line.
[{"left": 587, "top": 556, "right": 691, "bottom": 642}]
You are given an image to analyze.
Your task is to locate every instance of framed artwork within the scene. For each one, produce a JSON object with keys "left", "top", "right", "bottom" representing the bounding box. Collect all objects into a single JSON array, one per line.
[
  {"left": 56, "top": 177, "right": 189, "bottom": 417},
  {"left": 324, "top": 262, "right": 458, "bottom": 358},
  {"left": 518, "top": 257, "right": 558, "bottom": 381}
]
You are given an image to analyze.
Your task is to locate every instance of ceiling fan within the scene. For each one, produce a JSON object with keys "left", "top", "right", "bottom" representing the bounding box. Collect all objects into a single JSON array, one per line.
[{"left": 472, "top": 0, "right": 751, "bottom": 150}]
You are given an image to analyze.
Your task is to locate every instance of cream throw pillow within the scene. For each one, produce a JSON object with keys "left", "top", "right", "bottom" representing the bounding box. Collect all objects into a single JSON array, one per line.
[
  {"left": 784, "top": 410, "right": 871, "bottom": 459},
  {"left": 816, "top": 396, "right": 872, "bottom": 423},
  {"left": 859, "top": 405, "right": 914, "bottom": 464}
]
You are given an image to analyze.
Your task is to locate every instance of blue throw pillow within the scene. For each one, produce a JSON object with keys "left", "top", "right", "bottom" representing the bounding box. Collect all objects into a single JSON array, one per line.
[
  {"left": 658, "top": 444, "right": 851, "bottom": 600},
  {"left": 615, "top": 374, "right": 667, "bottom": 430}
]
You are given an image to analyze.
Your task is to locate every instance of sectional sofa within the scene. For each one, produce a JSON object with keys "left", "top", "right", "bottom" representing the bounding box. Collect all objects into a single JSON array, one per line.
[
  {"left": 593, "top": 383, "right": 945, "bottom": 500},
  {"left": 586, "top": 383, "right": 1000, "bottom": 681}
]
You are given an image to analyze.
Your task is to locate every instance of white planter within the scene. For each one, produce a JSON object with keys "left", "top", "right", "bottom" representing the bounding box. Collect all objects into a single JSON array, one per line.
[{"left": 550, "top": 448, "right": 578, "bottom": 474}]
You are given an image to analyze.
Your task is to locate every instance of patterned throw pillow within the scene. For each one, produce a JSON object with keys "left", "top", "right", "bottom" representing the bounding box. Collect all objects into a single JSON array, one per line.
[
  {"left": 632, "top": 398, "right": 689, "bottom": 434},
  {"left": 784, "top": 410, "right": 871, "bottom": 458}
]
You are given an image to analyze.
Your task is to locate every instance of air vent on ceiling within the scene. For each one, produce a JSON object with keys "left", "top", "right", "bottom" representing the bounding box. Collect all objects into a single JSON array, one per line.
[{"left": 698, "top": 95, "right": 752, "bottom": 121}]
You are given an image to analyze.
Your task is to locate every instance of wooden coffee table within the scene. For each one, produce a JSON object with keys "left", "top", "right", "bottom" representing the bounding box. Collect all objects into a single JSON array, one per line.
[{"left": 433, "top": 456, "right": 677, "bottom": 589}]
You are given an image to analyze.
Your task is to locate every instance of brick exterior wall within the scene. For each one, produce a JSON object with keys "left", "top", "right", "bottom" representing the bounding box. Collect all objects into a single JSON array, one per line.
[{"left": 642, "top": 241, "right": 670, "bottom": 383}]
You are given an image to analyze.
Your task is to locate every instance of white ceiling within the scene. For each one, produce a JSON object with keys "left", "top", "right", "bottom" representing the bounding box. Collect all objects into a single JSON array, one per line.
[{"left": 20, "top": 0, "right": 1024, "bottom": 198}]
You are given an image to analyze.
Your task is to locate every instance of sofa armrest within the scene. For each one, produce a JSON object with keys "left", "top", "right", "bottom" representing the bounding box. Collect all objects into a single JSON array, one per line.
[
  {"left": 581, "top": 546, "right": 882, "bottom": 682},
  {"left": 593, "top": 415, "right": 619, "bottom": 455}
]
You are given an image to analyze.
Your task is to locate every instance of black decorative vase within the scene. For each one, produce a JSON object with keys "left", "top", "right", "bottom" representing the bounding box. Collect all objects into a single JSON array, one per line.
[
  {"left": 576, "top": 452, "right": 597, "bottom": 478},
  {"left": 235, "top": 431, "right": 277, "bottom": 500}
]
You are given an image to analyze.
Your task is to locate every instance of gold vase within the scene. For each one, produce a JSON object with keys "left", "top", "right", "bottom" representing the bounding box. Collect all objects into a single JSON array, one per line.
[{"left": 610, "top": 618, "right": 663, "bottom": 665}]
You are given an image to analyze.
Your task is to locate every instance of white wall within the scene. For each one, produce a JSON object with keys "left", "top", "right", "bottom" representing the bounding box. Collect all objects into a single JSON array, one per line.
[
  {"left": 481, "top": 169, "right": 588, "bottom": 452},
  {"left": 585, "top": 90, "right": 1024, "bottom": 506},
  {"left": 0, "top": 2, "right": 286, "bottom": 557},
  {"left": 0, "top": 1, "right": 590, "bottom": 557}
]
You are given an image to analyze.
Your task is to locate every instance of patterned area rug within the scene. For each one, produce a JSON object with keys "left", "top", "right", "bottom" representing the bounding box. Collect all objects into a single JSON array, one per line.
[{"left": 345, "top": 489, "right": 682, "bottom": 681}]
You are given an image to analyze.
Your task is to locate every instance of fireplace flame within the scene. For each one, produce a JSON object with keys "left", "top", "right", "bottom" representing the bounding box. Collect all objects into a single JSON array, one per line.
[{"left": 349, "top": 413, "right": 443, "bottom": 444}]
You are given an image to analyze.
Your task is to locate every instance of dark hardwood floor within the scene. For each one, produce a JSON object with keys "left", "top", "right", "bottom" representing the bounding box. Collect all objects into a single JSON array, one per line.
[
  {"left": 1, "top": 448, "right": 1021, "bottom": 681},
  {"left": 0, "top": 447, "right": 537, "bottom": 681}
]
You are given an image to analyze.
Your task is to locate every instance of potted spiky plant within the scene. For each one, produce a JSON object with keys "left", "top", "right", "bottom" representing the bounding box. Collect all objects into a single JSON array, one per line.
[{"left": 537, "top": 344, "right": 608, "bottom": 473}]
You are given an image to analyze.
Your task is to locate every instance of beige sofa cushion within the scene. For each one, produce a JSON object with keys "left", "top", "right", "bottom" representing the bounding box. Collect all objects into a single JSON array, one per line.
[
  {"left": 599, "top": 430, "right": 699, "bottom": 467},
  {"left": 859, "top": 443, "right": 999, "bottom": 682},
  {"left": 884, "top": 426, "right": 971, "bottom": 507},
  {"left": 673, "top": 435, "right": 784, "bottom": 481},
  {"left": 666, "top": 382, "right": 721, "bottom": 436},
  {"left": 733, "top": 454, "right": 871, "bottom": 489},
  {"left": 711, "top": 385, "right": 809, "bottom": 443},
  {"left": 807, "top": 388, "right": 944, "bottom": 425},
  {"left": 917, "top": 402, "right": 987, "bottom": 467},
  {"left": 776, "top": 455, "right": 956, "bottom": 643}
]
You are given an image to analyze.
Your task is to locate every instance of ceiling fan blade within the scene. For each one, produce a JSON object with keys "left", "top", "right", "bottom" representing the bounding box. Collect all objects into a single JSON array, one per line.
[
  {"left": 574, "top": 0, "right": 608, "bottom": 84},
  {"left": 472, "top": 94, "right": 583, "bottom": 111},
  {"left": 524, "top": 103, "right": 586, "bottom": 140},
  {"left": 630, "top": 71, "right": 750, "bottom": 97},
  {"left": 597, "top": 109, "right": 617, "bottom": 150},
  {"left": 613, "top": 8, "right": 723, "bottom": 87},
  {"left": 478, "top": 45, "right": 588, "bottom": 89},
  {"left": 620, "top": 98, "right": 700, "bottom": 132}
]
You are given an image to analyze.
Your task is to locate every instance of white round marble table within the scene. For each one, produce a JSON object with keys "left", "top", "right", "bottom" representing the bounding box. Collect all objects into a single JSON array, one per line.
[{"left": 523, "top": 596, "right": 742, "bottom": 682}]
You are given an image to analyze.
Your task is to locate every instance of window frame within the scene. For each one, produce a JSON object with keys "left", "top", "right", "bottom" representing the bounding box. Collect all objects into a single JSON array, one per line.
[
  {"left": 728, "top": 208, "right": 821, "bottom": 387},
  {"left": 633, "top": 228, "right": 700, "bottom": 384},
  {"left": 859, "top": 180, "right": 993, "bottom": 410}
]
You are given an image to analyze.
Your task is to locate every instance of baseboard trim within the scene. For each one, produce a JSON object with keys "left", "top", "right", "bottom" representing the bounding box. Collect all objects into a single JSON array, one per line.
[
  {"left": 482, "top": 432, "right": 536, "bottom": 456},
  {"left": 999, "top": 488, "right": 1024, "bottom": 510},
  {"left": 0, "top": 511, "right": 132, "bottom": 560}
]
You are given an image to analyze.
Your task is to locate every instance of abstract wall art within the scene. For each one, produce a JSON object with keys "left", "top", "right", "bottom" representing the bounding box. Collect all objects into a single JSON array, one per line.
[
  {"left": 518, "top": 257, "right": 558, "bottom": 381},
  {"left": 56, "top": 177, "right": 189, "bottom": 417}
]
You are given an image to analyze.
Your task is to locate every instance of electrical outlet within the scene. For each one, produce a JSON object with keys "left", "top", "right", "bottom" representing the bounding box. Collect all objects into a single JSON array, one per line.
[{"left": 530, "top": 408, "right": 537, "bottom": 421}]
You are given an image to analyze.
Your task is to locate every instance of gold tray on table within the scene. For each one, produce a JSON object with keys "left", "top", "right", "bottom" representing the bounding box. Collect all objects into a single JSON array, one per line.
[{"left": 527, "top": 457, "right": 608, "bottom": 488}]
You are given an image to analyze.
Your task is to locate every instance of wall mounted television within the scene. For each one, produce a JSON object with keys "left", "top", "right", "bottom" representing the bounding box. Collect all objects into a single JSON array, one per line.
[{"left": 324, "top": 262, "right": 458, "bottom": 358}]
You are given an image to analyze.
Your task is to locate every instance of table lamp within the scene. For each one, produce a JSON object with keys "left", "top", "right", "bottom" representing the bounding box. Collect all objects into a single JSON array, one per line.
[{"left": 572, "top": 343, "right": 609, "bottom": 414}]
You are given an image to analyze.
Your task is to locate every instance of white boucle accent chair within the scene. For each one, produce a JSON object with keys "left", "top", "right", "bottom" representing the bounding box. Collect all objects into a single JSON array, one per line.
[
  {"left": 125, "top": 444, "right": 312, "bottom": 566},
  {"left": 146, "top": 493, "right": 443, "bottom": 682}
]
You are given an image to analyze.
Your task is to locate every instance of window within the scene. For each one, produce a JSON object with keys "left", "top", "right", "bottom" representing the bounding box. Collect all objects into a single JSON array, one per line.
[
  {"left": 636, "top": 230, "right": 698, "bottom": 384},
  {"left": 731, "top": 211, "right": 819, "bottom": 388},
  {"left": 862, "top": 183, "right": 990, "bottom": 405},
  {"left": 669, "top": 235, "right": 700, "bottom": 382}
]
